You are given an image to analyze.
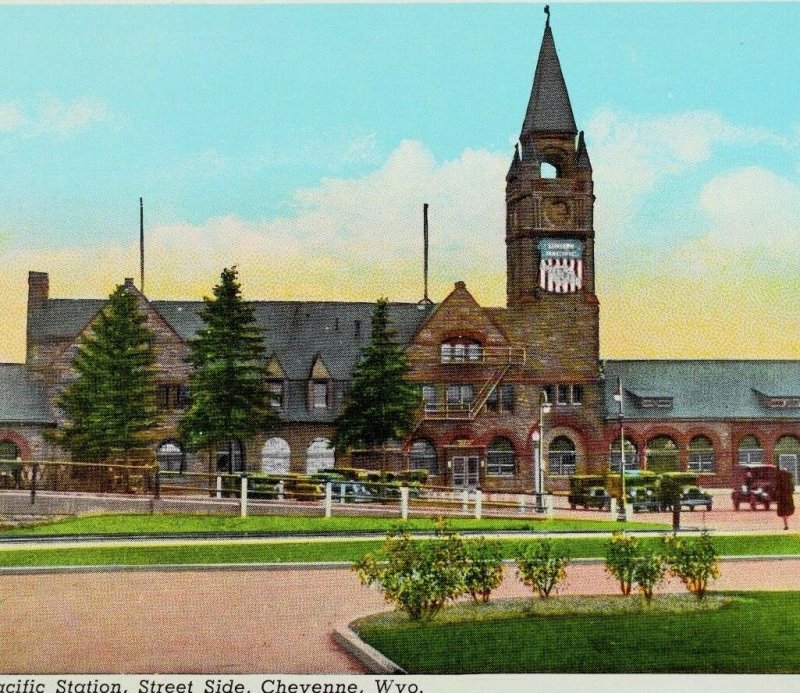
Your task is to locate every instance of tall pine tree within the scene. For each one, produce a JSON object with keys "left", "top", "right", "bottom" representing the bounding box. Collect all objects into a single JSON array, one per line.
[
  {"left": 334, "top": 298, "right": 420, "bottom": 456},
  {"left": 179, "top": 267, "right": 277, "bottom": 471},
  {"left": 56, "top": 285, "right": 159, "bottom": 461}
]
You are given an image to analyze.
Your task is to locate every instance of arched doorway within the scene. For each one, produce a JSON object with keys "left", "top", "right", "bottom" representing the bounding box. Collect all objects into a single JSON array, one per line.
[
  {"left": 409, "top": 439, "right": 438, "bottom": 476},
  {"left": 156, "top": 441, "right": 186, "bottom": 475},
  {"left": 774, "top": 435, "right": 800, "bottom": 487},
  {"left": 645, "top": 436, "right": 679, "bottom": 474},
  {"left": 262, "top": 437, "right": 291, "bottom": 474},
  {"left": 610, "top": 437, "right": 638, "bottom": 472},
  {"left": 306, "top": 438, "right": 334, "bottom": 475}
]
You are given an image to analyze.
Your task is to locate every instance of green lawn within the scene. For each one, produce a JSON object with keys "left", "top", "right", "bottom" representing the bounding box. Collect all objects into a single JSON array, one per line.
[
  {"left": 0, "top": 512, "right": 666, "bottom": 537},
  {"left": 0, "top": 533, "right": 798, "bottom": 568},
  {"left": 354, "top": 592, "right": 800, "bottom": 673}
]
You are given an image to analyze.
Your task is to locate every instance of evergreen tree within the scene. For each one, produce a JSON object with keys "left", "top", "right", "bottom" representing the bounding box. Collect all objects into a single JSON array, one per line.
[
  {"left": 56, "top": 285, "right": 158, "bottom": 461},
  {"left": 179, "top": 267, "right": 277, "bottom": 471},
  {"left": 334, "top": 298, "right": 420, "bottom": 454}
]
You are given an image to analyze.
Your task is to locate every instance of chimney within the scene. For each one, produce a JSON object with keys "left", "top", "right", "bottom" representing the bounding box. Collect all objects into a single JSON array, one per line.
[
  {"left": 28, "top": 272, "right": 49, "bottom": 311},
  {"left": 124, "top": 277, "right": 135, "bottom": 288}
]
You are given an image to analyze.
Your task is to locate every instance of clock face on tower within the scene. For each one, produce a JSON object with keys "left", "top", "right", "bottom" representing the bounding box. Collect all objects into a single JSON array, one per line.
[{"left": 543, "top": 198, "right": 572, "bottom": 226}]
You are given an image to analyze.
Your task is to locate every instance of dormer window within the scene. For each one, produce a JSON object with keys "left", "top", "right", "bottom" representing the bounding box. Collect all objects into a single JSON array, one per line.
[
  {"left": 440, "top": 339, "right": 483, "bottom": 364},
  {"left": 267, "top": 380, "right": 284, "bottom": 410},
  {"left": 312, "top": 381, "right": 328, "bottom": 409},
  {"left": 308, "top": 355, "right": 332, "bottom": 411}
]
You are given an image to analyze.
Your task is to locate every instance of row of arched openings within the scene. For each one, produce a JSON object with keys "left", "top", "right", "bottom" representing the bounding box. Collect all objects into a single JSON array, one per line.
[
  {"left": 610, "top": 435, "right": 800, "bottom": 473},
  {"left": 155, "top": 437, "right": 336, "bottom": 475}
]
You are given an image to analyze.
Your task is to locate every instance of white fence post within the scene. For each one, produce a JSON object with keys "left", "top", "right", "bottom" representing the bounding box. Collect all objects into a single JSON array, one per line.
[
  {"left": 474, "top": 489, "right": 482, "bottom": 520},
  {"left": 240, "top": 476, "right": 248, "bottom": 518},
  {"left": 325, "top": 482, "right": 332, "bottom": 518},
  {"left": 277, "top": 479, "right": 285, "bottom": 501},
  {"left": 610, "top": 497, "right": 617, "bottom": 520},
  {"left": 461, "top": 489, "right": 469, "bottom": 513},
  {"left": 624, "top": 502, "right": 633, "bottom": 523},
  {"left": 400, "top": 486, "right": 409, "bottom": 521},
  {"left": 216, "top": 475, "right": 222, "bottom": 499},
  {"left": 518, "top": 497, "right": 526, "bottom": 514},
  {"left": 545, "top": 493, "right": 554, "bottom": 520}
]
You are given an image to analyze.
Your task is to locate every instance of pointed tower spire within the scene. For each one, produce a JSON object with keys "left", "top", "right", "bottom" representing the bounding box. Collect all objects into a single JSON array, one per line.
[
  {"left": 520, "top": 10, "right": 577, "bottom": 137},
  {"left": 576, "top": 130, "right": 592, "bottom": 171},
  {"left": 506, "top": 143, "right": 521, "bottom": 181}
]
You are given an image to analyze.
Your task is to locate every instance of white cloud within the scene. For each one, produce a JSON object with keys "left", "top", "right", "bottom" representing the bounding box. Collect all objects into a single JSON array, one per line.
[
  {"left": 586, "top": 108, "right": 789, "bottom": 243},
  {"left": 0, "top": 96, "right": 114, "bottom": 138},
  {"left": 673, "top": 166, "right": 800, "bottom": 275},
  {"left": 0, "top": 101, "right": 27, "bottom": 132}
]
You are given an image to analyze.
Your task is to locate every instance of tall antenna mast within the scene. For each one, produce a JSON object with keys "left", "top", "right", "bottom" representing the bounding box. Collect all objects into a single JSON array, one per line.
[
  {"left": 423, "top": 203, "right": 429, "bottom": 303},
  {"left": 139, "top": 197, "right": 145, "bottom": 294}
]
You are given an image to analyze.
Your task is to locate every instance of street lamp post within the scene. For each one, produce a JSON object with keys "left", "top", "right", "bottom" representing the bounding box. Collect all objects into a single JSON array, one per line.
[
  {"left": 531, "top": 391, "right": 552, "bottom": 511},
  {"left": 613, "top": 376, "right": 628, "bottom": 522}
]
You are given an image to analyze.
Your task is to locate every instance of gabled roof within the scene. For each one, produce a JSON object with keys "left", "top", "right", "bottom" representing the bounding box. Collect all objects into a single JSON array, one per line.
[
  {"left": 150, "top": 300, "right": 435, "bottom": 380},
  {"left": 0, "top": 364, "right": 53, "bottom": 424},
  {"left": 603, "top": 360, "right": 800, "bottom": 421},
  {"left": 27, "top": 299, "right": 105, "bottom": 341},
  {"left": 521, "top": 23, "right": 578, "bottom": 136}
]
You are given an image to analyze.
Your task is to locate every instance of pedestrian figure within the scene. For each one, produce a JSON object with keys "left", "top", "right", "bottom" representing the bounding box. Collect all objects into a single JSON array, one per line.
[{"left": 775, "top": 468, "right": 795, "bottom": 530}]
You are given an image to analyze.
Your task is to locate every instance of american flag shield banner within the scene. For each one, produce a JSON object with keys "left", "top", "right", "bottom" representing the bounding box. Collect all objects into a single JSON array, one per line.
[{"left": 538, "top": 238, "right": 584, "bottom": 293}]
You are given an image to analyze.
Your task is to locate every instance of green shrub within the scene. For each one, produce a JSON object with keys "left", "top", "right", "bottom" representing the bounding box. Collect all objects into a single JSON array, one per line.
[
  {"left": 633, "top": 550, "right": 667, "bottom": 602},
  {"left": 663, "top": 531, "right": 720, "bottom": 600},
  {"left": 462, "top": 538, "right": 504, "bottom": 604},
  {"left": 355, "top": 530, "right": 466, "bottom": 620},
  {"left": 516, "top": 539, "right": 570, "bottom": 598},
  {"left": 605, "top": 531, "right": 639, "bottom": 595}
]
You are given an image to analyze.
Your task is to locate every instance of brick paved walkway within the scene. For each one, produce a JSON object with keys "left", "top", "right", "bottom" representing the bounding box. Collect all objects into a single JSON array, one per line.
[{"left": 2, "top": 557, "right": 799, "bottom": 674}]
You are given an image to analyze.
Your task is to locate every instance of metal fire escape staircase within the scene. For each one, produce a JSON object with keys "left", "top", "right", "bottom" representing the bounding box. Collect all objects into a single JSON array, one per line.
[{"left": 419, "top": 346, "right": 527, "bottom": 421}]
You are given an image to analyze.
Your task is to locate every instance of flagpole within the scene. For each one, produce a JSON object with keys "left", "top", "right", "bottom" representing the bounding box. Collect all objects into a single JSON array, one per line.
[{"left": 619, "top": 376, "right": 626, "bottom": 520}]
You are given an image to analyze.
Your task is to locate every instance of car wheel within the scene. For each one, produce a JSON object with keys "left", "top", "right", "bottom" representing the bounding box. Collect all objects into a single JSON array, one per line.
[
  {"left": 764, "top": 502, "right": 771, "bottom": 511},
  {"left": 750, "top": 501, "right": 757, "bottom": 510},
  {"left": 570, "top": 504, "right": 576, "bottom": 510},
  {"left": 733, "top": 502, "right": 740, "bottom": 511}
]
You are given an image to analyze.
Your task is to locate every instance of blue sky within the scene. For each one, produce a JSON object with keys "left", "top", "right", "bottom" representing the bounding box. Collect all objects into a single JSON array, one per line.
[{"left": 1, "top": 3, "right": 799, "bottom": 361}]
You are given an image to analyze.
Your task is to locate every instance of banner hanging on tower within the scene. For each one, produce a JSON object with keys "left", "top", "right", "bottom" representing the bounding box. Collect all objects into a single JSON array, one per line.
[{"left": 538, "top": 238, "right": 583, "bottom": 293}]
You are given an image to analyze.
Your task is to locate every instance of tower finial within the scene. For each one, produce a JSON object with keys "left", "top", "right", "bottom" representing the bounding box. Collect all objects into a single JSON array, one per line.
[{"left": 544, "top": 5, "right": 550, "bottom": 28}]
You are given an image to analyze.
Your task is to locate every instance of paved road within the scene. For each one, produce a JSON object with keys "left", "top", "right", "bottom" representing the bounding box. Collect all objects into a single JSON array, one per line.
[{"left": 2, "top": 558, "right": 800, "bottom": 674}]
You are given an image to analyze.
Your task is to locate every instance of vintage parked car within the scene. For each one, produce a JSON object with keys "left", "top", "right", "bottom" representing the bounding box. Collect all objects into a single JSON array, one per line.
[
  {"left": 677, "top": 486, "right": 713, "bottom": 511},
  {"left": 328, "top": 480, "right": 374, "bottom": 503},
  {"left": 659, "top": 472, "right": 712, "bottom": 512},
  {"left": 627, "top": 485, "right": 661, "bottom": 512},
  {"left": 568, "top": 475, "right": 609, "bottom": 510},
  {"left": 731, "top": 464, "right": 777, "bottom": 511}
]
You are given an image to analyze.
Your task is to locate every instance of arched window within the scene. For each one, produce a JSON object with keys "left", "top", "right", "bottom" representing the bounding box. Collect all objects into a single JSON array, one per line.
[
  {"left": 410, "top": 439, "right": 438, "bottom": 475},
  {"left": 0, "top": 441, "right": 20, "bottom": 460},
  {"left": 306, "top": 438, "right": 334, "bottom": 475},
  {"left": 688, "top": 436, "right": 715, "bottom": 473},
  {"left": 645, "top": 436, "right": 679, "bottom": 474},
  {"left": 262, "top": 437, "right": 291, "bottom": 474},
  {"left": 610, "top": 437, "right": 638, "bottom": 472},
  {"left": 549, "top": 436, "right": 577, "bottom": 476},
  {"left": 156, "top": 440, "right": 185, "bottom": 474},
  {"left": 774, "top": 435, "right": 800, "bottom": 476},
  {"left": 440, "top": 338, "right": 483, "bottom": 364},
  {"left": 486, "top": 437, "right": 516, "bottom": 476},
  {"left": 540, "top": 162, "right": 558, "bottom": 179},
  {"left": 738, "top": 435, "right": 763, "bottom": 465},
  {"left": 216, "top": 439, "right": 245, "bottom": 473}
]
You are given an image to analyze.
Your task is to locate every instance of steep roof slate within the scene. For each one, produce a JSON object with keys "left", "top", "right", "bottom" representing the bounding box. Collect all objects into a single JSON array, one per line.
[
  {"left": 0, "top": 364, "right": 53, "bottom": 424},
  {"left": 521, "top": 25, "right": 577, "bottom": 136},
  {"left": 153, "top": 300, "right": 435, "bottom": 380},
  {"left": 603, "top": 360, "right": 800, "bottom": 421}
]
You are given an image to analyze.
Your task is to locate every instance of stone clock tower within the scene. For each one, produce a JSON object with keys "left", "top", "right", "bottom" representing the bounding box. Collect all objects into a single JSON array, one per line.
[{"left": 505, "top": 15, "right": 600, "bottom": 380}]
